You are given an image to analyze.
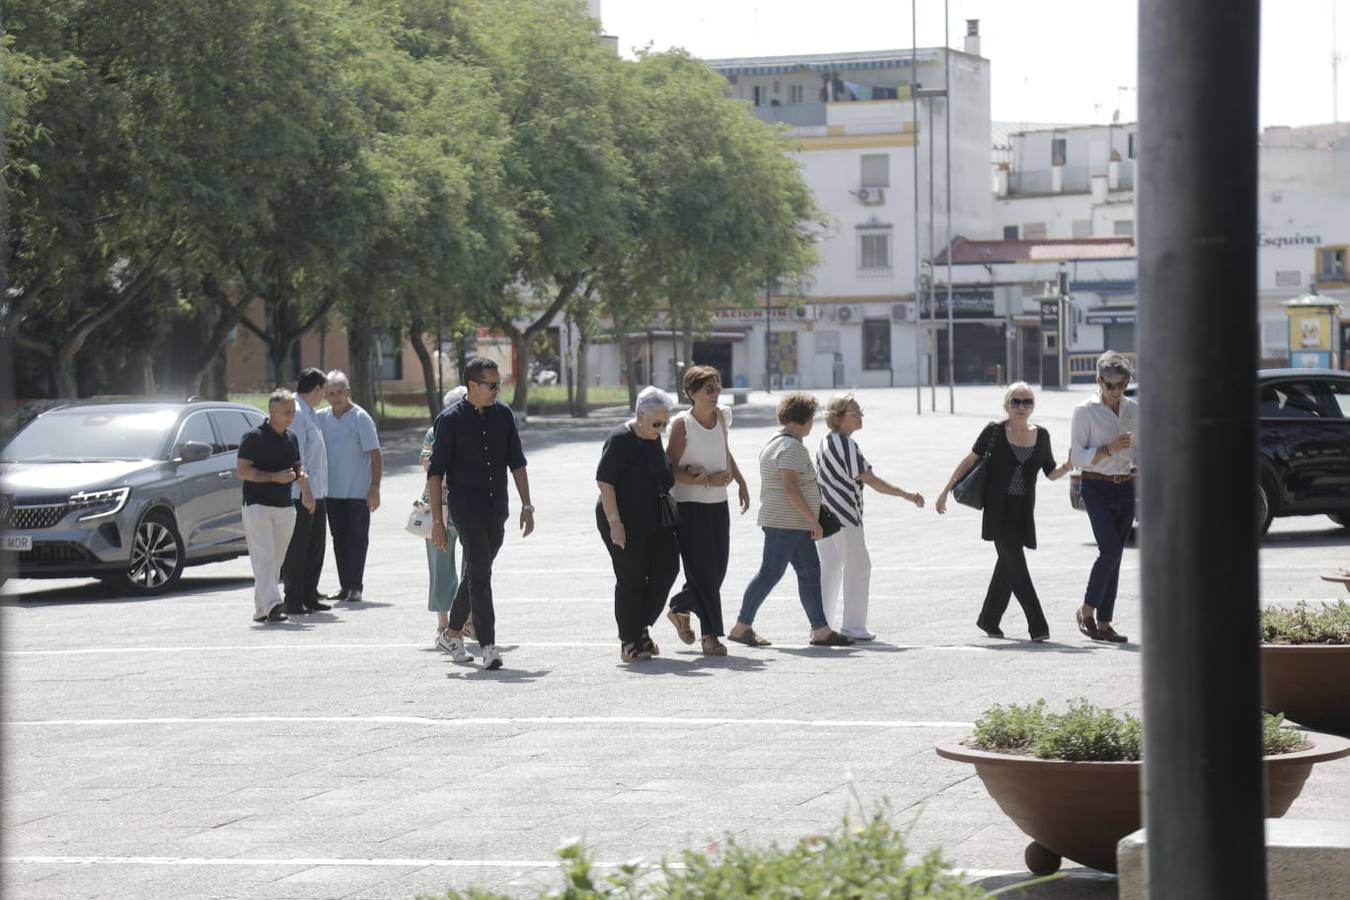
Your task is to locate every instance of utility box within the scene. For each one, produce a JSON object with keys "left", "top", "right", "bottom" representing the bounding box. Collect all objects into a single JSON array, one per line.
[{"left": 1282, "top": 294, "right": 1342, "bottom": 369}]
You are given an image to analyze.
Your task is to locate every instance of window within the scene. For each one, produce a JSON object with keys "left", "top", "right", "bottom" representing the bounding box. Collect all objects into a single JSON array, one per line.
[
  {"left": 1051, "top": 138, "right": 1067, "bottom": 166},
  {"left": 1114, "top": 219, "right": 1135, "bottom": 237},
  {"left": 376, "top": 333, "right": 403, "bottom": 381},
  {"left": 752, "top": 85, "right": 765, "bottom": 107},
  {"left": 209, "top": 410, "right": 261, "bottom": 453},
  {"left": 1325, "top": 380, "right": 1350, "bottom": 418},
  {"left": 1259, "top": 382, "right": 1325, "bottom": 419},
  {"left": 858, "top": 232, "right": 891, "bottom": 273},
  {"left": 1072, "top": 220, "right": 1093, "bottom": 238},
  {"left": 1128, "top": 133, "right": 1137, "bottom": 159},
  {"left": 862, "top": 320, "right": 891, "bottom": 370},
  {"left": 1317, "top": 246, "right": 1348, "bottom": 283},
  {"left": 1003, "top": 225, "right": 1020, "bottom": 240},
  {"left": 860, "top": 154, "right": 890, "bottom": 188},
  {"left": 789, "top": 84, "right": 804, "bottom": 104},
  {"left": 1022, "top": 222, "right": 1047, "bottom": 240},
  {"left": 174, "top": 413, "right": 217, "bottom": 456}
]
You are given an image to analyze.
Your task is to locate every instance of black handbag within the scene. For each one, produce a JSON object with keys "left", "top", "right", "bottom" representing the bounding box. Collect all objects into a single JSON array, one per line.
[
  {"left": 953, "top": 425, "right": 997, "bottom": 510},
  {"left": 657, "top": 490, "right": 680, "bottom": 528},
  {"left": 818, "top": 504, "right": 843, "bottom": 538}
]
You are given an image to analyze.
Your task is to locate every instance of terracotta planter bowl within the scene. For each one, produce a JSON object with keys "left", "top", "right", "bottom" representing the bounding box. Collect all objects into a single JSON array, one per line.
[
  {"left": 936, "top": 731, "right": 1350, "bottom": 875},
  {"left": 1262, "top": 644, "right": 1350, "bottom": 736}
]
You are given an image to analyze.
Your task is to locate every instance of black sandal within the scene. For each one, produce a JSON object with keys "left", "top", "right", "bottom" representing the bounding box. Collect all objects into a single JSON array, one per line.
[
  {"left": 810, "top": 630, "right": 854, "bottom": 647},
  {"left": 728, "top": 628, "right": 771, "bottom": 647}
]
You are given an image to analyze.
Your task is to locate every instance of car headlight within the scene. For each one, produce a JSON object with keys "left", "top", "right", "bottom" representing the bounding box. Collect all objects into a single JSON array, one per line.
[{"left": 70, "top": 487, "right": 131, "bottom": 522}]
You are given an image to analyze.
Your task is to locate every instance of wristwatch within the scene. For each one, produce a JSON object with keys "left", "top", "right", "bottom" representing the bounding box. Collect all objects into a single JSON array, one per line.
[{"left": 521, "top": 504, "right": 535, "bottom": 513}]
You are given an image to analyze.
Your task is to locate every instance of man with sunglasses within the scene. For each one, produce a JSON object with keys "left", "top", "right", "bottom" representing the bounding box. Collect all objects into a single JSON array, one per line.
[
  {"left": 426, "top": 357, "right": 534, "bottom": 670},
  {"left": 1069, "top": 351, "right": 1139, "bottom": 643}
]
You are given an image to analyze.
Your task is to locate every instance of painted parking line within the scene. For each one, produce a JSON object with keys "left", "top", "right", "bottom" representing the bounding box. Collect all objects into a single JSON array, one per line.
[
  {"left": 8, "top": 714, "right": 975, "bottom": 729},
  {"left": 3, "top": 642, "right": 999, "bottom": 656}
]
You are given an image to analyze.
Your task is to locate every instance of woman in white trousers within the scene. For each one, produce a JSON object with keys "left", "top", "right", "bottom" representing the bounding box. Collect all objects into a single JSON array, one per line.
[{"left": 814, "top": 395, "right": 924, "bottom": 640}]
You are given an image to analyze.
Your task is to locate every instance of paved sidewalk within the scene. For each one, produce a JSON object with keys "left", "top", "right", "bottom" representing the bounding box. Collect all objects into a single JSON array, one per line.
[{"left": 4, "top": 385, "right": 1348, "bottom": 898}]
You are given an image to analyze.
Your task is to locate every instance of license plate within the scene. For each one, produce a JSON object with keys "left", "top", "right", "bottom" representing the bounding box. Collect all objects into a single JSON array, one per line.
[{"left": 3, "top": 535, "right": 32, "bottom": 552}]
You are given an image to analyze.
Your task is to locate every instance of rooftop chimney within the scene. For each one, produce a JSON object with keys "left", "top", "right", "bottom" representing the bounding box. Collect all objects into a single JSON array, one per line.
[{"left": 964, "top": 19, "right": 981, "bottom": 57}]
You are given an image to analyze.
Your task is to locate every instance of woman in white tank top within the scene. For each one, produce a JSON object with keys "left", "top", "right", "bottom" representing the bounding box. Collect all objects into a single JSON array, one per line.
[{"left": 664, "top": 366, "right": 750, "bottom": 655}]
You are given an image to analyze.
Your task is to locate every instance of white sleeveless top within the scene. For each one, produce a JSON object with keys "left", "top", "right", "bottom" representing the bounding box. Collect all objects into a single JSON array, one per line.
[{"left": 670, "top": 407, "right": 731, "bottom": 504}]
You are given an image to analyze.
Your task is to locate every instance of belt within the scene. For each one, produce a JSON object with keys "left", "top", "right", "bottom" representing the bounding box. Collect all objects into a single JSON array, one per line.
[{"left": 1081, "top": 471, "right": 1135, "bottom": 484}]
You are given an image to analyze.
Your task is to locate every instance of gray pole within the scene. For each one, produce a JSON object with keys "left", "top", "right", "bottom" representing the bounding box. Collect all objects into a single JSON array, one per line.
[
  {"left": 764, "top": 276, "right": 772, "bottom": 394},
  {"left": 928, "top": 99, "right": 936, "bottom": 410},
  {"left": 911, "top": 1, "right": 922, "bottom": 414},
  {"left": 944, "top": 2, "right": 955, "bottom": 410},
  {"left": 1139, "top": 0, "right": 1265, "bottom": 895}
]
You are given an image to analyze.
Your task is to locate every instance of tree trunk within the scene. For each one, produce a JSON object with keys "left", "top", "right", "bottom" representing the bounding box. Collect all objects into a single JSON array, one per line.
[
  {"left": 186, "top": 284, "right": 243, "bottom": 399},
  {"left": 408, "top": 315, "right": 439, "bottom": 419},
  {"left": 347, "top": 301, "right": 377, "bottom": 413},
  {"left": 574, "top": 320, "right": 591, "bottom": 418},
  {"left": 54, "top": 344, "right": 80, "bottom": 399},
  {"left": 611, "top": 309, "right": 640, "bottom": 409},
  {"left": 509, "top": 328, "right": 531, "bottom": 414},
  {"left": 564, "top": 310, "right": 576, "bottom": 416}
]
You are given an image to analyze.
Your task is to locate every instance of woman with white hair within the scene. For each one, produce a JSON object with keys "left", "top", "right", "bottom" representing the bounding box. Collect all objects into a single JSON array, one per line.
[
  {"left": 596, "top": 386, "right": 681, "bottom": 661},
  {"left": 936, "top": 383, "right": 1072, "bottom": 641},
  {"left": 422, "top": 386, "right": 469, "bottom": 652}
]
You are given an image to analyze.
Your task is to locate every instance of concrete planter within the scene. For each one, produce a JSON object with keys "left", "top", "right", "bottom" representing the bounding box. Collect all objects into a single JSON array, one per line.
[
  {"left": 935, "top": 732, "right": 1350, "bottom": 875},
  {"left": 1262, "top": 644, "right": 1350, "bottom": 736}
]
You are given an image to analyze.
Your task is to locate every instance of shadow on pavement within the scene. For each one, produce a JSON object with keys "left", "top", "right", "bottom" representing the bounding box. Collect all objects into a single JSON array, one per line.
[
  {"left": 1, "top": 575, "right": 253, "bottom": 606},
  {"left": 973, "top": 868, "right": 1117, "bottom": 898},
  {"left": 977, "top": 640, "right": 1138, "bottom": 655},
  {"left": 446, "top": 667, "right": 550, "bottom": 684},
  {"left": 619, "top": 653, "right": 771, "bottom": 675},
  {"left": 1260, "top": 526, "right": 1350, "bottom": 549}
]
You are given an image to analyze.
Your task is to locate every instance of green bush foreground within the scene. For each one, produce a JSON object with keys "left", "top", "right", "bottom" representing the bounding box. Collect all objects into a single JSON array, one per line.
[
  {"left": 1260, "top": 600, "right": 1350, "bottom": 644},
  {"left": 430, "top": 809, "right": 992, "bottom": 899},
  {"left": 972, "top": 700, "right": 1305, "bottom": 761}
]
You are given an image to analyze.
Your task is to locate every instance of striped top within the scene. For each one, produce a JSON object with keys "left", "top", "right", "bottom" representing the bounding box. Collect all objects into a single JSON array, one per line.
[
  {"left": 815, "top": 432, "right": 870, "bottom": 527},
  {"left": 756, "top": 432, "right": 822, "bottom": 530}
]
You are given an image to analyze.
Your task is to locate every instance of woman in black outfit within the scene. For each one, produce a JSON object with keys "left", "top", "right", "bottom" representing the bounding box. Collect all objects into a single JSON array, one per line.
[
  {"left": 936, "top": 383, "right": 1071, "bottom": 641},
  {"left": 596, "top": 386, "right": 681, "bottom": 662}
]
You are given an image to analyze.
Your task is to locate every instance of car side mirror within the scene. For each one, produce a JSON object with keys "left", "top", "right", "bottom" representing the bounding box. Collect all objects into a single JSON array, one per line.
[{"left": 174, "top": 441, "right": 212, "bottom": 464}]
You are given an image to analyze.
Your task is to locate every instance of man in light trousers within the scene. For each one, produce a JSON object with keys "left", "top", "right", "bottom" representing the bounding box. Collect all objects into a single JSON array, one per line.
[{"left": 237, "top": 389, "right": 308, "bottom": 623}]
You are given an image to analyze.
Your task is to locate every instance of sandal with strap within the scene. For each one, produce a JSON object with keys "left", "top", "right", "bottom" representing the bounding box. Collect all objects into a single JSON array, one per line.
[
  {"left": 666, "top": 610, "right": 695, "bottom": 645},
  {"left": 728, "top": 627, "right": 771, "bottom": 647},
  {"left": 701, "top": 636, "right": 728, "bottom": 656},
  {"left": 810, "top": 630, "right": 855, "bottom": 647}
]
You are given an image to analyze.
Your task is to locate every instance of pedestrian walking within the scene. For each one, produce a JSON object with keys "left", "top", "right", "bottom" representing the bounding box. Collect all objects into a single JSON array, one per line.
[
  {"left": 936, "top": 383, "right": 1071, "bottom": 641},
  {"left": 1069, "top": 351, "right": 1138, "bottom": 643},
  {"left": 422, "top": 387, "right": 467, "bottom": 654},
  {"left": 664, "top": 366, "right": 749, "bottom": 657},
  {"left": 815, "top": 394, "right": 924, "bottom": 641},
  {"left": 596, "top": 386, "right": 682, "bottom": 662},
  {"left": 729, "top": 392, "right": 853, "bottom": 649},
  {"left": 281, "top": 368, "right": 331, "bottom": 615},
  {"left": 236, "top": 389, "right": 306, "bottom": 623},
  {"left": 319, "top": 371, "right": 382, "bottom": 604},
  {"left": 425, "top": 357, "right": 534, "bottom": 671}
]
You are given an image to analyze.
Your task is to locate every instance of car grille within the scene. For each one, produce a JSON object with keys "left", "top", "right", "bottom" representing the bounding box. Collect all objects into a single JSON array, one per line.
[
  {"left": 20, "top": 542, "right": 98, "bottom": 565},
  {"left": 12, "top": 504, "right": 71, "bottom": 530}
]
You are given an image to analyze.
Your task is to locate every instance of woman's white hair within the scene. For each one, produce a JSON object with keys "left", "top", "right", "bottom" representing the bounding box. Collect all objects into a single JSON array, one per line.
[
  {"left": 442, "top": 386, "right": 468, "bottom": 410},
  {"left": 635, "top": 385, "right": 676, "bottom": 417},
  {"left": 1002, "top": 381, "right": 1035, "bottom": 411}
]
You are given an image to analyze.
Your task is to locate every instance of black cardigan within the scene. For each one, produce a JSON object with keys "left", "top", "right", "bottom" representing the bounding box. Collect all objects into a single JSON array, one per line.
[{"left": 971, "top": 421, "right": 1058, "bottom": 549}]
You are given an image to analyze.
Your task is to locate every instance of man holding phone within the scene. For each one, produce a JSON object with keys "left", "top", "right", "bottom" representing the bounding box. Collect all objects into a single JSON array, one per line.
[
  {"left": 1069, "top": 351, "right": 1139, "bottom": 643},
  {"left": 237, "top": 389, "right": 307, "bottom": 623}
]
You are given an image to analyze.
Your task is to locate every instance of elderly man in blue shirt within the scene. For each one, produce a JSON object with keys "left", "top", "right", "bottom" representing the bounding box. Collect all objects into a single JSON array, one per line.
[
  {"left": 319, "top": 370, "right": 383, "bottom": 604},
  {"left": 282, "top": 368, "right": 332, "bottom": 614}
]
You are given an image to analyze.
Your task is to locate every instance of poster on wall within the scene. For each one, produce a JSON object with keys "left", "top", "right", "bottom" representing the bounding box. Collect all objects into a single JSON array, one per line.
[{"left": 768, "top": 332, "right": 798, "bottom": 377}]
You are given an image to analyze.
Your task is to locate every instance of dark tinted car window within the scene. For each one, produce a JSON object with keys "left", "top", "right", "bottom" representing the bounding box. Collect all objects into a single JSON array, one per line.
[
  {"left": 209, "top": 410, "right": 261, "bottom": 453},
  {"left": 175, "top": 412, "right": 217, "bottom": 454},
  {"left": 2, "top": 408, "right": 179, "bottom": 461},
  {"left": 1260, "top": 382, "right": 1325, "bottom": 418},
  {"left": 1323, "top": 380, "right": 1350, "bottom": 418}
]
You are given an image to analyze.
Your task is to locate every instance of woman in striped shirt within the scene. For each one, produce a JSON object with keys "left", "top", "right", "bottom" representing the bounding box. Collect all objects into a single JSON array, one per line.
[{"left": 815, "top": 395, "right": 925, "bottom": 640}]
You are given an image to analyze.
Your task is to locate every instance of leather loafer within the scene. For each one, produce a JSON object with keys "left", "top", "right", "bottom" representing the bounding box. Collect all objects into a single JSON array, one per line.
[
  {"left": 1096, "top": 623, "right": 1129, "bottom": 643},
  {"left": 304, "top": 601, "right": 332, "bottom": 612},
  {"left": 1076, "top": 609, "right": 1100, "bottom": 639},
  {"left": 265, "top": 606, "right": 289, "bottom": 623}
]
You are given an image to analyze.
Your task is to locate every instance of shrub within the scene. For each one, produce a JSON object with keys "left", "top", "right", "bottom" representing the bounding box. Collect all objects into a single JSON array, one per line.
[
  {"left": 1260, "top": 601, "right": 1350, "bottom": 645},
  {"left": 433, "top": 809, "right": 988, "bottom": 899},
  {"left": 972, "top": 701, "right": 1304, "bottom": 761}
]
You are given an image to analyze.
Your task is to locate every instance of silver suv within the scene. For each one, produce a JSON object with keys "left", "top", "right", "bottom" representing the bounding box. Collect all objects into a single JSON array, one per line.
[{"left": 1, "top": 401, "right": 266, "bottom": 594}]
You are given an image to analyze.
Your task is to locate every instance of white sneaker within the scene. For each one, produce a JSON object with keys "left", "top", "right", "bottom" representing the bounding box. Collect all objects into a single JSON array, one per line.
[
  {"left": 482, "top": 645, "right": 503, "bottom": 670},
  {"left": 437, "top": 631, "right": 474, "bottom": 662},
  {"left": 841, "top": 627, "right": 876, "bottom": 641}
]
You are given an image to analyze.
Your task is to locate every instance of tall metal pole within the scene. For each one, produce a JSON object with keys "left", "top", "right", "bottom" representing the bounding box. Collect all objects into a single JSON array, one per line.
[
  {"left": 764, "top": 276, "right": 772, "bottom": 394},
  {"left": 928, "top": 99, "right": 936, "bottom": 411},
  {"left": 911, "top": 0, "right": 922, "bottom": 413},
  {"left": 1139, "top": 0, "right": 1265, "bottom": 895},
  {"left": 944, "top": 3, "right": 955, "bottom": 410}
]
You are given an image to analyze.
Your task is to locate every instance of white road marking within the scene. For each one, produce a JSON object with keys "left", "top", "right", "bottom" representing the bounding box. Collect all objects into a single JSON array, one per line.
[
  {"left": 4, "top": 642, "right": 999, "bottom": 656},
  {"left": 8, "top": 714, "right": 974, "bottom": 729}
]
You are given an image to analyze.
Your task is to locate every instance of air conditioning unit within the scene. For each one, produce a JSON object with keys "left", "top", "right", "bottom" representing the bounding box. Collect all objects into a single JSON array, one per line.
[
  {"left": 856, "top": 187, "right": 885, "bottom": 206},
  {"left": 834, "top": 304, "right": 863, "bottom": 324},
  {"left": 891, "top": 302, "right": 915, "bottom": 322},
  {"left": 791, "top": 304, "right": 816, "bottom": 320}
]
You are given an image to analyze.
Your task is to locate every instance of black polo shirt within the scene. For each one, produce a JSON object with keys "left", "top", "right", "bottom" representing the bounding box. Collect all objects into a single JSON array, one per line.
[
  {"left": 237, "top": 422, "right": 301, "bottom": 507},
  {"left": 426, "top": 400, "right": 527, "bottom": 520}
]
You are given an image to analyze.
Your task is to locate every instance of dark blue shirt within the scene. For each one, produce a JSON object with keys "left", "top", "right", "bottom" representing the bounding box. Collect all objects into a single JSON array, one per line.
[{"left": 426, "top": 400, "right": 527, "bottom": 520}]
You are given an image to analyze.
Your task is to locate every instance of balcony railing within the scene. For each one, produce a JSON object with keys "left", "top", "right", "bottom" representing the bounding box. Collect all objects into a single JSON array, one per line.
[{"left": 749, "top": 101, "right": 828, "bottom": 127}]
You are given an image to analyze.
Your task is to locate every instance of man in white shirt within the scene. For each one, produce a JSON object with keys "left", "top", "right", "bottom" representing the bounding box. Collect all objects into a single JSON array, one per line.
[
  {"left": 1069, "top": 351, "right": 1139, "bottom": 643},
  {"left": 281, "top": 368, "right": 331, "bottom": 614}
]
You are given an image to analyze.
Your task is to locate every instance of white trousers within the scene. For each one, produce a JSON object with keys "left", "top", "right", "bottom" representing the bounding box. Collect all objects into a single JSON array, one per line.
[
  {"left": 242, "top": 503, "right": 296, "bottom": 618},
  {"left": 817, "top": 523, "right": 872, "bottom": 632}
]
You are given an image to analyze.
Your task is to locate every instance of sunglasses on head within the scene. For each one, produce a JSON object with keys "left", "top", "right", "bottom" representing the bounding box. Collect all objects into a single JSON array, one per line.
[{"left": 1009, "top": 398, "right": 1035, "bottom": 408}]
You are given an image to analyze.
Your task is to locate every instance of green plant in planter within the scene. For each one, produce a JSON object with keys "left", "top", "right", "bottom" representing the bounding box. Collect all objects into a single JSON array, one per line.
[
  {"left": 1260, "top": 600, "right": 1350, "bottom": 644},
  {"left": 972, "top": 700, "right": 1303, "bottom": 761}
]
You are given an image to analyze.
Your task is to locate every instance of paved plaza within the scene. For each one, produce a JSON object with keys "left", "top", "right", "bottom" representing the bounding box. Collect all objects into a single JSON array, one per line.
[{"left": 4, "top": 385, "right": 1349, "bottom": 899}]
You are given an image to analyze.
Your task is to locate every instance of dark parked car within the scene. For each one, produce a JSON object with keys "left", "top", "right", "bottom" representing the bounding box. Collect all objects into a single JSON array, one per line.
[{"left": 0, "top": 401, "right": 266, "bottom": 593}]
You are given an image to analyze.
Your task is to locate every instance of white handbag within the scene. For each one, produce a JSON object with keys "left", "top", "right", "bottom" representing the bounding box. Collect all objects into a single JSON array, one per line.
[{"left": 405, "top": 500, "right": 451, "bottom": 540}]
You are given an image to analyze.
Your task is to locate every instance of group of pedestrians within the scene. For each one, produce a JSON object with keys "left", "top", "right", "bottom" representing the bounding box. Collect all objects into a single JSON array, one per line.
[{"left": 237, "top": 369, "right": 383, "bottom": 624}]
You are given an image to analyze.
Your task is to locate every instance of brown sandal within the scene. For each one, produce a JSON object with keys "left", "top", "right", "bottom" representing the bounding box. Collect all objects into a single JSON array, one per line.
[
  {"left": 702, "top": 636, "right": 728, "bottom": 656},
  {"left": 667, "top": 610, "right": 695, "bottom": 645},
  {"left": 728, "top": 627, "right": 771, "bottom": 647}
]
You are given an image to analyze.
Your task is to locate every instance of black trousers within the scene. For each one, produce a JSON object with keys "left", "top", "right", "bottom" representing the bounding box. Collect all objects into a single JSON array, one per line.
[
  {"left": 979, "top": 496, "right": 1050, "bottom": 638},
  {"left": 600, "top": 517, "right": 680, "bottom": 644},
  {"left": 326, "top": 498, "right": 371, "bottom": 593},
  {"left": 669, "top": 501, "right": 730, "bottom": 637},
  {"left": 447, "top": 503, "right": 506, "bottom": 647},
  {"left": 281, "top": 498, "right": 327, "bottom": 610}
]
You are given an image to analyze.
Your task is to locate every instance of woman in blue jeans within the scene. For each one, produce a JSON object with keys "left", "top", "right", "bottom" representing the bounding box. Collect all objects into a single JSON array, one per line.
[{"left": 728, "top": 392, "right": 852, "bottom": 648}]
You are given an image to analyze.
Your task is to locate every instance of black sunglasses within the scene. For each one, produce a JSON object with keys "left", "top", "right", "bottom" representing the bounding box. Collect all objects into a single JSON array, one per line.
[
  {"left": 473, "top": 380, "right": 502, "bottom": 393},
  {"left": 648, "top": 419, "right": 669, "bottom": 430},
  {"left": 1009, "top": 398, "right": 1035, "bottom": 407}
]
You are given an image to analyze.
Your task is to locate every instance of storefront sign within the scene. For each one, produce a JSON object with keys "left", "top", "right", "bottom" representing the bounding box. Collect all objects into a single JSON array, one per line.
[
  {"left": 1259, "top": 232, "right": 1322, "bottom": 249},
  {"left": 929, "top": 291, "right": 995, "bottom": 319},
  {"left": 1086, "top": 309, "right": 1137, "bottom": 325},
  {"left": 713, "top": 308, "right": 790, "bottom": 321}
]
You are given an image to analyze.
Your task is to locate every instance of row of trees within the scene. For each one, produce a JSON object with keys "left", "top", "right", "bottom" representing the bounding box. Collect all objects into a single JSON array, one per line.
[{"left": 2, "top": 0, "right": 820, "bottom": 415}]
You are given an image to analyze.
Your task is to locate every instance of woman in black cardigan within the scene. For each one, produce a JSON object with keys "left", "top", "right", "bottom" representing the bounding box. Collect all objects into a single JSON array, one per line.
[{"left": 936, "top": 383, "right": 1072, "bottom": 640}]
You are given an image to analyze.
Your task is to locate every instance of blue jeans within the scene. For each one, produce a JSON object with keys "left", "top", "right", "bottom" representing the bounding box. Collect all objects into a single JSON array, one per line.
[
  {"left": 1081, "top": 478, "right": 1136, "bottom": 622},
  {"left": 738, "top": 527, "right": 829, "bottom": 630}
]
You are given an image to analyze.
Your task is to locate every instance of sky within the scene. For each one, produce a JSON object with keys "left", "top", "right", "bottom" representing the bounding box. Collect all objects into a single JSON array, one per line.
[{"left": 599, "top": 0, "right": 1349, "bottom": 130}]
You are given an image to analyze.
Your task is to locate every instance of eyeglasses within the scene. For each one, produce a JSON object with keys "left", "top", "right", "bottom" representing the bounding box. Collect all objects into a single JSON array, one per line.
[
  {"left": 702, "top": 384, "right": 722, "bottom": 396},
  {"left": 1102, "top": 379, "right": 1128, "bottom": 391},
  {"left": 648, "top": 419, "right": 668, "bottom": 430},
  {"left": 1009, "top": 398, "right": 1035, "bottom": 408},
  {"left": 474, "top": 380, "right": 502, "bottom": 393}
]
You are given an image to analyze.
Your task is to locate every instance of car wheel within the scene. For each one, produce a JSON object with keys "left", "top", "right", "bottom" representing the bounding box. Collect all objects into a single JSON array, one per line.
[
  {"left": 118, "top": 510, "right": 185, "bottom": 594},
  {"left": 1257, "top": 479, "right": 1275, "bottom": 536}
]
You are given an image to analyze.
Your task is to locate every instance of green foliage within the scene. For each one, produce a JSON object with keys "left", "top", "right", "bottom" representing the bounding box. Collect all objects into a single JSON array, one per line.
[
  {"left": 1260, "top": 601, "right": 1350, "bottom": 645},
  {"left": 433, "top": 810, "right": 986, "bottom": 899},
  {"left": 973, "top": 701, "right": 1304, "bottom": 761}
]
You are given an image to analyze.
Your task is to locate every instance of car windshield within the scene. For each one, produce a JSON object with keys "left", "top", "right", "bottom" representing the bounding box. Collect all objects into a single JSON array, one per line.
[{"left": 1, "top": 409, "right": 179, "bottom": 462}]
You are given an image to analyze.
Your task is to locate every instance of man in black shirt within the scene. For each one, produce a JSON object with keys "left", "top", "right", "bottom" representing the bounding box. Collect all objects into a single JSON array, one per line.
[
  {"left": 426, "top": 358, "right": 533, "bottom": 670},
  {"left": 237, "top": 389, "right": 308, "bottom": 623}
]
